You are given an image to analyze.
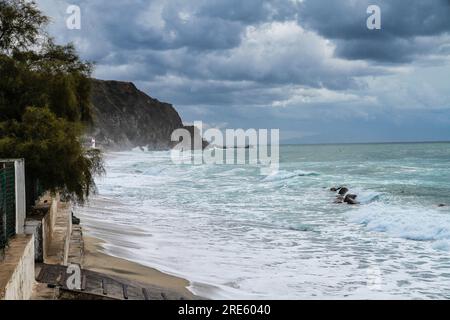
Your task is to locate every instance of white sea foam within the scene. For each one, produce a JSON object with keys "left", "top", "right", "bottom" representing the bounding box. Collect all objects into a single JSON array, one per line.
[
  {"left": 347, "top": 203, "right": 450, "bottom": 245},
  {"left": 262, "top": 169, "right": 319, "bottom": 182},
  {"left": 432, "top": 240, "right": 450, "bottom": 251},
  {"left": 77, "top": 146, "right": 450, "bottom": 300},
  {"left": 349, "top": 188, "right": 383, "bottom": 204}
]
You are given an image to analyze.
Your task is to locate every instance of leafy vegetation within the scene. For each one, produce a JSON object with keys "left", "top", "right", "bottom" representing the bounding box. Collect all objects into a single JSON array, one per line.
[{"left": 0, "top": 0, "right": 103, "bottom": 205}]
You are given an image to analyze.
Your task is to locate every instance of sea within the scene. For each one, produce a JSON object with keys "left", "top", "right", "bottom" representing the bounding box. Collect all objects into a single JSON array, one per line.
[{"left": 76, "top": 142, "right": 450, "bottom": 299}]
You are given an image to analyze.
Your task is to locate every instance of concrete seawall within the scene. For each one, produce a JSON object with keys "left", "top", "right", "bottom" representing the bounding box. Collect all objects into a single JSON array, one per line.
[{"left": 0, "top": 235, "right": 35, "bottom": 300}]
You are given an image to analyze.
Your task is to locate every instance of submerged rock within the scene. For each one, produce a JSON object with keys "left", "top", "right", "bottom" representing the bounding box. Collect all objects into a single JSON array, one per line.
[
  {"left": 338, "top": 187, "right": 349, "bottom": 196},
  {"left": 334, "top": 195, "right": 345, "bottom": 204},
  {"left": 330, "top": 186, "right": 359, "bottom": 205},
  {"left": 344, "top": 195, "right": 359, "bottom": 205}
]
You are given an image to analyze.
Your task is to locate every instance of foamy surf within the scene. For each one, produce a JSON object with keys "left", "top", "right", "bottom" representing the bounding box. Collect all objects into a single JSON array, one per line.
[
  {"left": 262, "top": 169, "right": 320, "bottom": 182},
  {"left": 347, "top": 203, "right": 450, "bottom": 246},
  {"left": 77, "top": 143, "right": 450, "bottom": 299}
]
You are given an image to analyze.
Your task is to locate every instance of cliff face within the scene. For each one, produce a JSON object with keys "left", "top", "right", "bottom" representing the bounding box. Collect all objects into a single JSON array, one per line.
[{"left": 89, "top": 79, "right": 184, "bottom": 150}]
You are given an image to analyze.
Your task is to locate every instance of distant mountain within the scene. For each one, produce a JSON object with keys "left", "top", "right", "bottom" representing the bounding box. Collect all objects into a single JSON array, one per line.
[{"left": 89, "top": 79, "right": 188, "bottom": 150}]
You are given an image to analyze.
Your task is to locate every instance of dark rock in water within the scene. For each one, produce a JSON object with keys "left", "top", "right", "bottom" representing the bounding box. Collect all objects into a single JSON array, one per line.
[
  {"left": 334, "top": 195, "right": 344, "bottom": 204},
  {"left": 177, "top": 125, "right": 210, "bottom": 150},
  {"left": 438, "top": 204, "right": 446, "bottom": 207},
  {"left": 344, "top": 195, "right": 359, "bottom": 205},
  {"left": 331, "top": 187, "right": 358, "bottom": 205},
  {"left": 344, "top": 198, "right": 359, "bottom": 205}
]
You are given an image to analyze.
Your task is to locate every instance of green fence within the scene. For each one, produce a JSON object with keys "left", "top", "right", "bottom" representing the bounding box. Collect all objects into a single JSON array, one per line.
[{"left": 0, "top": 163, "right": 16, "bottom": 249}]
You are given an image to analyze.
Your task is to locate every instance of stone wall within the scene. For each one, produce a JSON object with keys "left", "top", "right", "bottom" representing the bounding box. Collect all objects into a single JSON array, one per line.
[
  {"left": 0, "top": 235, "right": 35, "bottom": 300},
  {"left": 24, "top": 195, "right": 59, "bottom": 262}
]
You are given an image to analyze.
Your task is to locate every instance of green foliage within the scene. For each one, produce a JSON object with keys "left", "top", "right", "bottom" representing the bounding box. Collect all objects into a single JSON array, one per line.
[
  {"left": 0, "top": 107, "right": 104, "bottom": 204},
  {"left": 0, "top": 0, "right": 49, "bottom": 53},
  {"left": 0, "top": 42, "right": 94, "bottom": 122},
  {"left": 0, "top": 0, "right": 103, "bottom": 204}
]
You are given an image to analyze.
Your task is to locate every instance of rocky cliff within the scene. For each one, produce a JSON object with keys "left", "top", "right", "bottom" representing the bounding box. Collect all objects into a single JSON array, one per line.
[{"left": 89, "top": 79, "right": 185, "bottom": 150}]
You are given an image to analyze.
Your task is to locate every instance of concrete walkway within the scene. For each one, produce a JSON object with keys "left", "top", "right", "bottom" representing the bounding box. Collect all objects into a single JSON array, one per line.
[
  {"left": 31, "top": 199, "right": 73, "bottom": 300},
  {"left": 45, "top": 201, "right": 72, "bottom": 266},
  {"left": 68, "top": 224, "right": 84, "bottom": 265}
]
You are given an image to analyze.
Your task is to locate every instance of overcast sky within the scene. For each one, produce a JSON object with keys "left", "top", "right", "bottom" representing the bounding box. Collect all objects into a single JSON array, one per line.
[{"left": 36, "top": 0, "right": 450, "bottom": 143}]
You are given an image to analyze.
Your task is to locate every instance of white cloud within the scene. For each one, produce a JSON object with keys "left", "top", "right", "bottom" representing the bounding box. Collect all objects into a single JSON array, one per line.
[{"left": 33, "top": 0, "right": 450, "bottom": 142}]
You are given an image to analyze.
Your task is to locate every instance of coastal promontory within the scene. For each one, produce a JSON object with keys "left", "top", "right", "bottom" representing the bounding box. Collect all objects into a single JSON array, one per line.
[{"left": 89, "top": 79, "right": 185, "bottom": 150}]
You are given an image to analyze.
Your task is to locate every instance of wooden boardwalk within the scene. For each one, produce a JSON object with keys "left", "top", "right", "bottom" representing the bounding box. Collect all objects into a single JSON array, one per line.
[{"left": 36, "top": 263, "right": 185, "bottom": 300}]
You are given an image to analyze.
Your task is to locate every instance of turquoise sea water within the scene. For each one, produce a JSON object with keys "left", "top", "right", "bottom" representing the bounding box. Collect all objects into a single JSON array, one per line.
[{"left": 77, "top": 143, "right": 450, "bottom": 299}]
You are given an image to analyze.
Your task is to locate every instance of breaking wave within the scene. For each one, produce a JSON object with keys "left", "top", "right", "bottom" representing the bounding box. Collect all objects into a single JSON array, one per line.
[
  {"left": 347, "top": 203, "right": 450, "bottom": 249},
  {"left": 262, "top": 170, "right": 320, "bottom": 182}
]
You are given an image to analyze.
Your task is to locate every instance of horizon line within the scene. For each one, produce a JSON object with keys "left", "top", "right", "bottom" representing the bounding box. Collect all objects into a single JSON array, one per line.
[{"left": 278, "top": 140, "right": 450, "bottom": 146}]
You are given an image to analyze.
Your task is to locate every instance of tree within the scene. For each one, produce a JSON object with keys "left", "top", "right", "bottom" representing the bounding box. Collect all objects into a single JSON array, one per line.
[
  {"left": 0, "top": 41, "right": 94, "bottom": 122},
  {"left": 0, "top": 0, "right": 48, "bottom": 53},
  {"left": 0, "top": 0, "right": 103, "bottom": 205},
  {"left": 0, "top": 107, "right": 104, "bottom": 204}
]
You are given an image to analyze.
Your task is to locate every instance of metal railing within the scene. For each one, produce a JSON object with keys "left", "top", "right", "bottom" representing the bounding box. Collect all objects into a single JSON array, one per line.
[{"left": 0, "top": 162, "right": 16, "bottom": 250}]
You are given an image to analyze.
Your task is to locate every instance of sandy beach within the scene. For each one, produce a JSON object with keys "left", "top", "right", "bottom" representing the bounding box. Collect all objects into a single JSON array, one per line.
[{"left": 82, "top": 236, "right": 199, "bottom": 300}]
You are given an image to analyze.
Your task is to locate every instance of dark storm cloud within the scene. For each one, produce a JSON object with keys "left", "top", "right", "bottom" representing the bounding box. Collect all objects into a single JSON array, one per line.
[
  {"left": 37, "top": 0, "right": 398, "bottom": 91},
  {"left": 197, "top": 0, "right": 297, "bottom": 23},
  {"left": 66, "top": 0, "right": 298, "bottom": 53},
  {"left": 298, "top": 0, "right": 450, "bottom": 63},
  {"left": 35, "top": 0, "right": 450, "bottom": 143}
]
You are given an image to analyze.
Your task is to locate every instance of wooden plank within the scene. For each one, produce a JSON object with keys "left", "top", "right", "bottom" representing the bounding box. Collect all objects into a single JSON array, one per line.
[
  {"left": 84, "top": 275, "right": 104, "bottom": 296},
  {"left": 81, "top": 274, "right": 87, "bottom": 291},
  {"left": 122, "top": 284, "right": 129, "bottom": 300},
  {"left": 122, "top": 285, "right": 145, "bottom": 300},
  {"left": 37, "top": 264, "right": 58, "bottom": 284},
  {"left": 102, "top": 279, "right": 108, "bottom": 296},
  {"left": 57, "top": 270, "right": 64, "bottom": 287},
  {"left": 36, "top": 267, "right": 46, "bottom": 282},
  {"left": 142, "top": 288, "right": 150, "bottom": 300},
  {"left": 35, "top": 263, "right": 187, "bottom": 300}
]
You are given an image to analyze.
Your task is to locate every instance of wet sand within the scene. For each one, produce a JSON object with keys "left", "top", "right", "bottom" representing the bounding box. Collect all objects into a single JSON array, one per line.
[{"left": 83, "top": 236, "right": 199, "bottom": 300}]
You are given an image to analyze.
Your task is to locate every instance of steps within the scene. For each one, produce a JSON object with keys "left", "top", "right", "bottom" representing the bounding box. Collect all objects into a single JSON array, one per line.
[{"left": 68, "top": 224, "right": 84, "bottom": 265}]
